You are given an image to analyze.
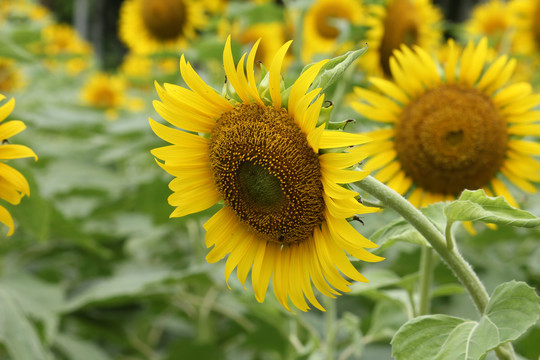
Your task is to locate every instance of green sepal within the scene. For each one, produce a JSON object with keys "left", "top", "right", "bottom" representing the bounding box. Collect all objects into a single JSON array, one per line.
[{"left": 308, "top": 45, "right": 368, "bottom": 94}]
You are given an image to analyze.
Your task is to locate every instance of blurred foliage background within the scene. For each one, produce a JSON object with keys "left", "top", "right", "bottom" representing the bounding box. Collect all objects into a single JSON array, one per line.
[{"left": 0, "top": 0, "right": 539, "bottom": 359}]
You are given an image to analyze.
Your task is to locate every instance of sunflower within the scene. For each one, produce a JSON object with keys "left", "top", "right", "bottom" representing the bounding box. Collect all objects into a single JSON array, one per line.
[
  {"left": 352, "top": 38, "right": 540, "bottom": 208},
  {"left": 238, "top": 22, "right": 289, "bottom": 68},
  {"left": 118, "top": 0, "right": 206, "bottom": 55},
  {"left": 81, "top": 73, "right": 128, "bottom": 120},
  {"left": 301, "top": 0, "right": 364, "bottom": 62},
  {"left": 363, "top": 0, "right": 443, "bottom": 77},
  {"left": 509, "top": 0, "right": 540, "bottom": 56},
  {"left": 0, "top": 95, "right": 37, "bottom": 235},
  {"left": 150, "top": 37, "right": 383, "bottom": 312},
  {"left": 465, "top": 0, "right": 514, "bottom": 51},
  {"left": 0, "top": 57, "right": 24, "bottom": 93}
]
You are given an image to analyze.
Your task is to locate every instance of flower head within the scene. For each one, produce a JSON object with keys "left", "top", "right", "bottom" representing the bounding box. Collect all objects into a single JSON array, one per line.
[
  {"left": 118, "top": 0, "right": 206, "bottom": 54},
  {"left": 150, "top": 37, "right": 383, "bottom": 311},
  {"left": 0, "top": 95, "right": 37, "bottom": 235},
  {"left": 363, "top": 0, "right": 443, "bottom": 77},
  {"left": 352, "top": 38, "right": 540, "bottom": 208},
  {"left": 302, "top": 0, "right": 364, "bottom": 62}
]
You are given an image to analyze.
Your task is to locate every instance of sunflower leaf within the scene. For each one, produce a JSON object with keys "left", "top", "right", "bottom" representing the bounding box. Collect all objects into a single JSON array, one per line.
[
  {"left": 308, "top": 45, "right": 368, "bottom": 93},
  {"left": 391, "top": 281, "right": 540, "bottom": 360},
  {"left": 444, "top": 189, "right": 540, "bottom": 227},
  {"left": 0, "top": 288, "right": 50, "bottom": 360}
]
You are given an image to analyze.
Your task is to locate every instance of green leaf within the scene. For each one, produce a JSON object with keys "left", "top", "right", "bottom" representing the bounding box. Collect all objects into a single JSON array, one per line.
[
  {"left": 62, "top": 265, "right": 208, "bottom": 312},
  {"left": 367, "top": 203, "right": 447, "bottom": 253},
  {"left": 0, "top": 289, "right": 51, "bottom": 360},
  {"left": 445, "top": 189, "right": 540, "bottom": 227},
  {"left": 54, "top": 334, "right": 111, "bottom": 360},
  {"left": 392, "top": 281, "right": 540, "bottom": 360},
  {"left": 308, "top": 46, "right": 368, "bottom": 93},
  {"left": 366, "top": 300, "right": 409, "bottom": 342},
  {"left": 0, "top": 271, "right": 64, "bottom": 343}
]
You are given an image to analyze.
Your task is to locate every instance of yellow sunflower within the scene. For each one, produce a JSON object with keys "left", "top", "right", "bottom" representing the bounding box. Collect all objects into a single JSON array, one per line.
[
  {"left": 150, "top": 37, "right": 383, "bottom": 312},
  {"left": 0, "top": 57, "right": 24, "bottom": 93},
  {"left": 509, "top": 0, "right": 540, "bottom": 56},
  {"left": 465, "top": 0, "right": 517, "bottom": 53},
  {"left": 363, "top": 0, "right": 443, "bottom": 77},
  {"left": 81, "top": 72, "right": 128, "bottom": 120},
  {"left": 237, "top": 22, "right": 289, "bottom": 69},
  {"left": 118, "top": 0, "right": 206, "bottom": 55},
  {"left": 301, "top": 0, "right": 364, "bottom": 62},
  {"left": 352, "top": 38, "right": 540, "bottom": 208},
  {"left": 0, "top": 95, "right": 37, "bottom": 235}
]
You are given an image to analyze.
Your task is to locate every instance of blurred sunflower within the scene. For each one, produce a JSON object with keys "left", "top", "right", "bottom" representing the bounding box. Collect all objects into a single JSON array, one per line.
[
  {"left": 38, "top": 23, "right": 93, "bottom": 74},
  {"left": 352, "top": 38, "right": 540, "bottom": 208},
  {"left": 238, "top": 22, "right": 289, "bottom": 68},
  {"left": 509, "top": 0, "right": 540, "bottom": 55},
  {"left": 201, "top": 0, "right": 272, "bottom": 14},
  {"left": 150, "top": 36, "right": 383, "bottom": 312},
  {"left": 0, "top": 57, "right": 24, "bottom": 93},
  {"left": 301, "top": 0, "right": 364, "bottom": 62},
  {"left": 0, "top": 95, "right": 37, "bottom": 235},
  {"left": 81, "top": 73, "right": 129, "bottom": 120},
  {"left": 466, "top": 0, "right": 513, "bottom": 50},
  {"left": 363, "top": 0, "right": 442, "bottom": 77},
  {"left": 0, "top": 0, "right": 50, "bottom": 22},
  {"left": 118, "top": 0, "right": 206, "bottom": 55}
]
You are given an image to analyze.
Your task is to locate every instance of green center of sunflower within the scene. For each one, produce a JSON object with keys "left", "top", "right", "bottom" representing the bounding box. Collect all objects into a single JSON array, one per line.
[
  {"left": 394, "top": 84, "right": 508, "bottom": 195},
  {"left": 380, "top": 0, "right": 419, "bottom": 77},
  {"left": 208, "top": 103, "right": 325, "bottom": 244},
  {"left": 141, "top": 0, "right": 186, "bottom": 41}
]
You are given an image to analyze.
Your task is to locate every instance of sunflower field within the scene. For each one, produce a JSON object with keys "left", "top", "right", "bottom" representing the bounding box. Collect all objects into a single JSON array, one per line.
[{"left": 1, "top": 0, "right": 540, "bottom": 359}]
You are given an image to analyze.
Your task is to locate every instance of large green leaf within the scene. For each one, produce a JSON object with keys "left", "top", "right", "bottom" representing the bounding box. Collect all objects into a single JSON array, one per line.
[
  {"left": 62, "top": 265, "right": 208, "bottom": 312},
  {"left": 0, "top": 289, "right": 51, "bottom": 360},
  {"left": 54, "top": 334, "right": 111, "bottom": 360},
  {"left": 0, "top": 271, "right": 64, "bottom": 343},
  {"left": 445, "top": 190, "right": 540, "bottom": 227},
  {"left": 392, "top": 281, "right": 540, "bottom": 360}
]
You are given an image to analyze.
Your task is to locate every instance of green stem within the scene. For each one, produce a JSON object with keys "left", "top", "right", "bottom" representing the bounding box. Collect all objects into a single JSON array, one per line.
[
  {"left": 324, "top": 297, "right": 338, "bottom": 360},
  {"left": 355, "top": 176, "right": 490, "bottom": 312},
  {"left": 445, "top": 221, "right": 455, "bottom": 250},
  {"left": 356, "top": 176, "right": 515, "bottom": 360},
  {"left": 418, "top": 246, "right": 435, "bottom": 316}
]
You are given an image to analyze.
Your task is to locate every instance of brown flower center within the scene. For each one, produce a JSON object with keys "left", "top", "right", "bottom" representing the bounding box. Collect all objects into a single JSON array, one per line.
[
  {"left": 208, "top": 103, "right": 325, "bottom": 244},
  {"left": 533, "top": 1, "right": 540, "bottom": 49},
  {"left": 141, "top": 0, "right": 186, "bottom": 41},
  {"left": 394, "top": 85, "right": 508, "bottom": 195},
  {"left": 313, "top": 4, "right": 354, "bottom": 40},
  {"left": 379, "top": 0, "right": 419, "bottom": 77}
]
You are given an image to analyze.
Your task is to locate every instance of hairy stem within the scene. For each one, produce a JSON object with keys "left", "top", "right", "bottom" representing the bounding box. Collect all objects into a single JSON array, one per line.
[
  {"left": 355, "top": 176, "right": 515, "bottom": 360},
  {"left": 418, "top": 246, "right": 435, "bottom": 316}
]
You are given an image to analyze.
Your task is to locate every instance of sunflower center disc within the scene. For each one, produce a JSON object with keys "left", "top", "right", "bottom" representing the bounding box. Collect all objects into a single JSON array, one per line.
[
  {"left": 394, "top": 84, "right": 508, "bottom": 195},
  {"left": 141, "top": 0, "right": 185, "bottom": 41},
  {"left": 209, "top": 103, "right": 325, "bottom": 244},
  {"left": 379, "top": 0, "right": 419, "bottom": 77}
]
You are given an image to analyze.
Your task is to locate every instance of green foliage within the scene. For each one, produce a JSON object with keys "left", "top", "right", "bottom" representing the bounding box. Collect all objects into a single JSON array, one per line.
[
  {"left": 392, "top": 281, "right": 540, "bottom": 360},
  {"left": 445, "top": 189, "right": 540, "bottom": 227}
]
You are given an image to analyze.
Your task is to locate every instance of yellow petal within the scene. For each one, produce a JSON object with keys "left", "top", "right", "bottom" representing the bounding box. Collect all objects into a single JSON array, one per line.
[
  {"left": 0, "top": 204, "right": 14, "bottom": 236},
  {"left": 289, "top": 60, "right": 328, "bottom": 118},
  {"left": 0, "top": 120, "right": 25, "bottom": 139},
  {"left": 269, "top": 40, "right": 293, "bottom": 109},
  {"left": 319, "top": 131, "right": 371, "bottom": 149},
  {"left": 0, "top": 145, "right": 37, "bottom": 161}
]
